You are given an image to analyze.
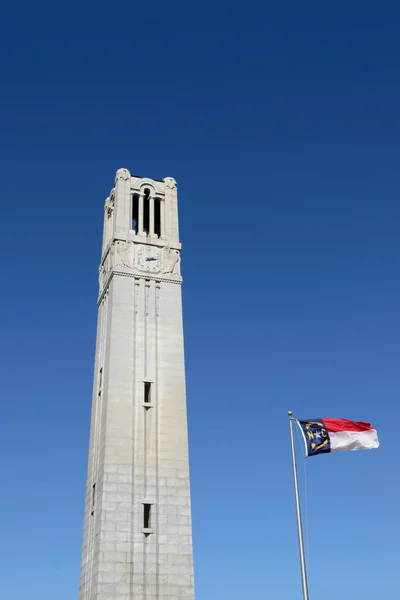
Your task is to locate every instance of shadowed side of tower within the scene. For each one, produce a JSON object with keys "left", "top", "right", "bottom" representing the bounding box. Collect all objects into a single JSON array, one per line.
[{"left": 79, "top": 169, "right": 195, "bottom": 600}]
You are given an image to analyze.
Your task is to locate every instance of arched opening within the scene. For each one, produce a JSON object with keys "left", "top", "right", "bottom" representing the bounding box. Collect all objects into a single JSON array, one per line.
[
  {"left": 143, "top": 188, "right": 150, "bottom": 235},
  {"left": 154, "top": 198, "right": 161, "bottom": 237},
  {"left": 131, "top": 194, "right": 139, "bottom": 233}
]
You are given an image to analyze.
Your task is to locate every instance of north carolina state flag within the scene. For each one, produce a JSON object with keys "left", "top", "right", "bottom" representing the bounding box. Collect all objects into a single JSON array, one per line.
[{"left": 297, "top": 418, "right": 379, "bottom": 457}]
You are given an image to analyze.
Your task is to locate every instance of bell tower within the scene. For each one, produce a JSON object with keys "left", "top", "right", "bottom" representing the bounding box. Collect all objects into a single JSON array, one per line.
[{"left": 79, "top": 168, "right": 195, "bottom": 600}]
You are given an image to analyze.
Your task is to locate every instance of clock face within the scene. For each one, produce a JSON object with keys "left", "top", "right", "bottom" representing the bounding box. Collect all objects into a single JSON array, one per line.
[{"left": 136, "top": 246, "right": 161, "bottom": 273}]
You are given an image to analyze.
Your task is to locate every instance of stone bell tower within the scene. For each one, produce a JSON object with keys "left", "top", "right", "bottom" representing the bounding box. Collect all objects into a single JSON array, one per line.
[{"left": 79, "top": 168, "right": 195, "bottom": 600}]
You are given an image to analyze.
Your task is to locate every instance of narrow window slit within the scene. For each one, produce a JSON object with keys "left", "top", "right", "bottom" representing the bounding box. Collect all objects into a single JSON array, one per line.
[
  {"left": 144, "top": 382, "right": 151, "bottom": 404},
  {"left": 143, "top": 504, "right": 151, "bottom": 529},
  {"left": 91, "top": 483, "right": 96, "bottom": 516}
]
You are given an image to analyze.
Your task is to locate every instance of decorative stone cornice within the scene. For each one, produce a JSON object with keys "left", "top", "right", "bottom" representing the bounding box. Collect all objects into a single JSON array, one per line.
[
  {"left": 114, "top": 271, "right": 182, "bottom": 285},
  {"left": 97, "top": 270, "right": 182, "bottom": 306}
]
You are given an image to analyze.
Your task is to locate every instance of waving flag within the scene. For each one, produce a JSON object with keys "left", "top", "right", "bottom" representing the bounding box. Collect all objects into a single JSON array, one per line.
[{"left": 297, "top": 418, "right": 379, "bottom": 457}]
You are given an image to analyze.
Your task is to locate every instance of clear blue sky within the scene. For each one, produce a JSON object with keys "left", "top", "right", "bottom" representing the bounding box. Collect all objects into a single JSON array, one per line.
[{"left": 0, "top": 3, "right": 399, "bottom": 599}]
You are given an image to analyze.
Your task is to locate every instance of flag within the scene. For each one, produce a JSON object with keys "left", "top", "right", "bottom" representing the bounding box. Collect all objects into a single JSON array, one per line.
[{"left": 297, "top": 418, "right": 379, "bottom": 457}]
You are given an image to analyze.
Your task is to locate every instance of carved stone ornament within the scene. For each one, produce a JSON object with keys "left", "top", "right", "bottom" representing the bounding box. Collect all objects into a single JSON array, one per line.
[
  {"left": 99, "top": 253, "right": 111, "bottom": 291},
  {"left": 163, "top": 247, "right": 180, "bottom": 274},
  {"left": 115, "top": 168, "right": 130, "bottom": 182},
  {"left": 164, "top": 177, "right": 177, "bottom": 190},
  {"left": 115, "top": 241, "right": 133, "bottom": 269},
  {"left": 105, "top": 194, "right": 115, "bottom": 217}
]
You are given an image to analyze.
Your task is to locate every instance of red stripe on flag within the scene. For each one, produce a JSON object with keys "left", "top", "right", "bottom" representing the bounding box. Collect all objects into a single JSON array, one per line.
[{"left": 322, "top": 418, "right": 374, "bottom": 433}]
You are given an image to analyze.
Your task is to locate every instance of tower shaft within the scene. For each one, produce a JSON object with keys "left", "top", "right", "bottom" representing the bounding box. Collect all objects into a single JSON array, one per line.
[{"left": 79, "top": 169, "right": 194, "bottom": 600}]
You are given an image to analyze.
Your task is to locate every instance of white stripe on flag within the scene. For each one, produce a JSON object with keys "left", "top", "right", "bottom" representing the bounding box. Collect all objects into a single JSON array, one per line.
[{"left": 329, "top": 429, "right": 379, "bottom": 452}]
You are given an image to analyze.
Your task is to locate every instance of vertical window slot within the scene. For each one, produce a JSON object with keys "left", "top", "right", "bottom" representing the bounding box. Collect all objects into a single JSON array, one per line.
[
  {"left": 144, "top": 382, "right": 151, "bottom": 404},
  {"left": 143, "top": 504, "right": 152, "bottom": 529},
  {"left": 91, "top": 483, "right": 96, "bottom": 515}
]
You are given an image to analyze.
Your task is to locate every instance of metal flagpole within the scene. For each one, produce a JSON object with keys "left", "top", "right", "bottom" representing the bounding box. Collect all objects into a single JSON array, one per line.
[{"left": 288, "top": 411, "right": 309, "bottom": 600}]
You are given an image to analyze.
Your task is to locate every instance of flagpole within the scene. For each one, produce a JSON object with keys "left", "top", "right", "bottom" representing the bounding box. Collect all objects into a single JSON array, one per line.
[{"left": 288, "top": 411, "right": 309, "bottom": 600}]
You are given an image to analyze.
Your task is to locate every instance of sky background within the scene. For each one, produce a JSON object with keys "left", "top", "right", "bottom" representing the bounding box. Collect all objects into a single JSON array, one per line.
[{"left": 0, "top": 2, "right": 399, "bottom": 599}]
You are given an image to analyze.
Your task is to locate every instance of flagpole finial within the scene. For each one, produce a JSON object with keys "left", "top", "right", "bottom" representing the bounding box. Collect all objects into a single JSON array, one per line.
[{"left": 288, "top": 411, "right": 293, "bottom": 416}]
